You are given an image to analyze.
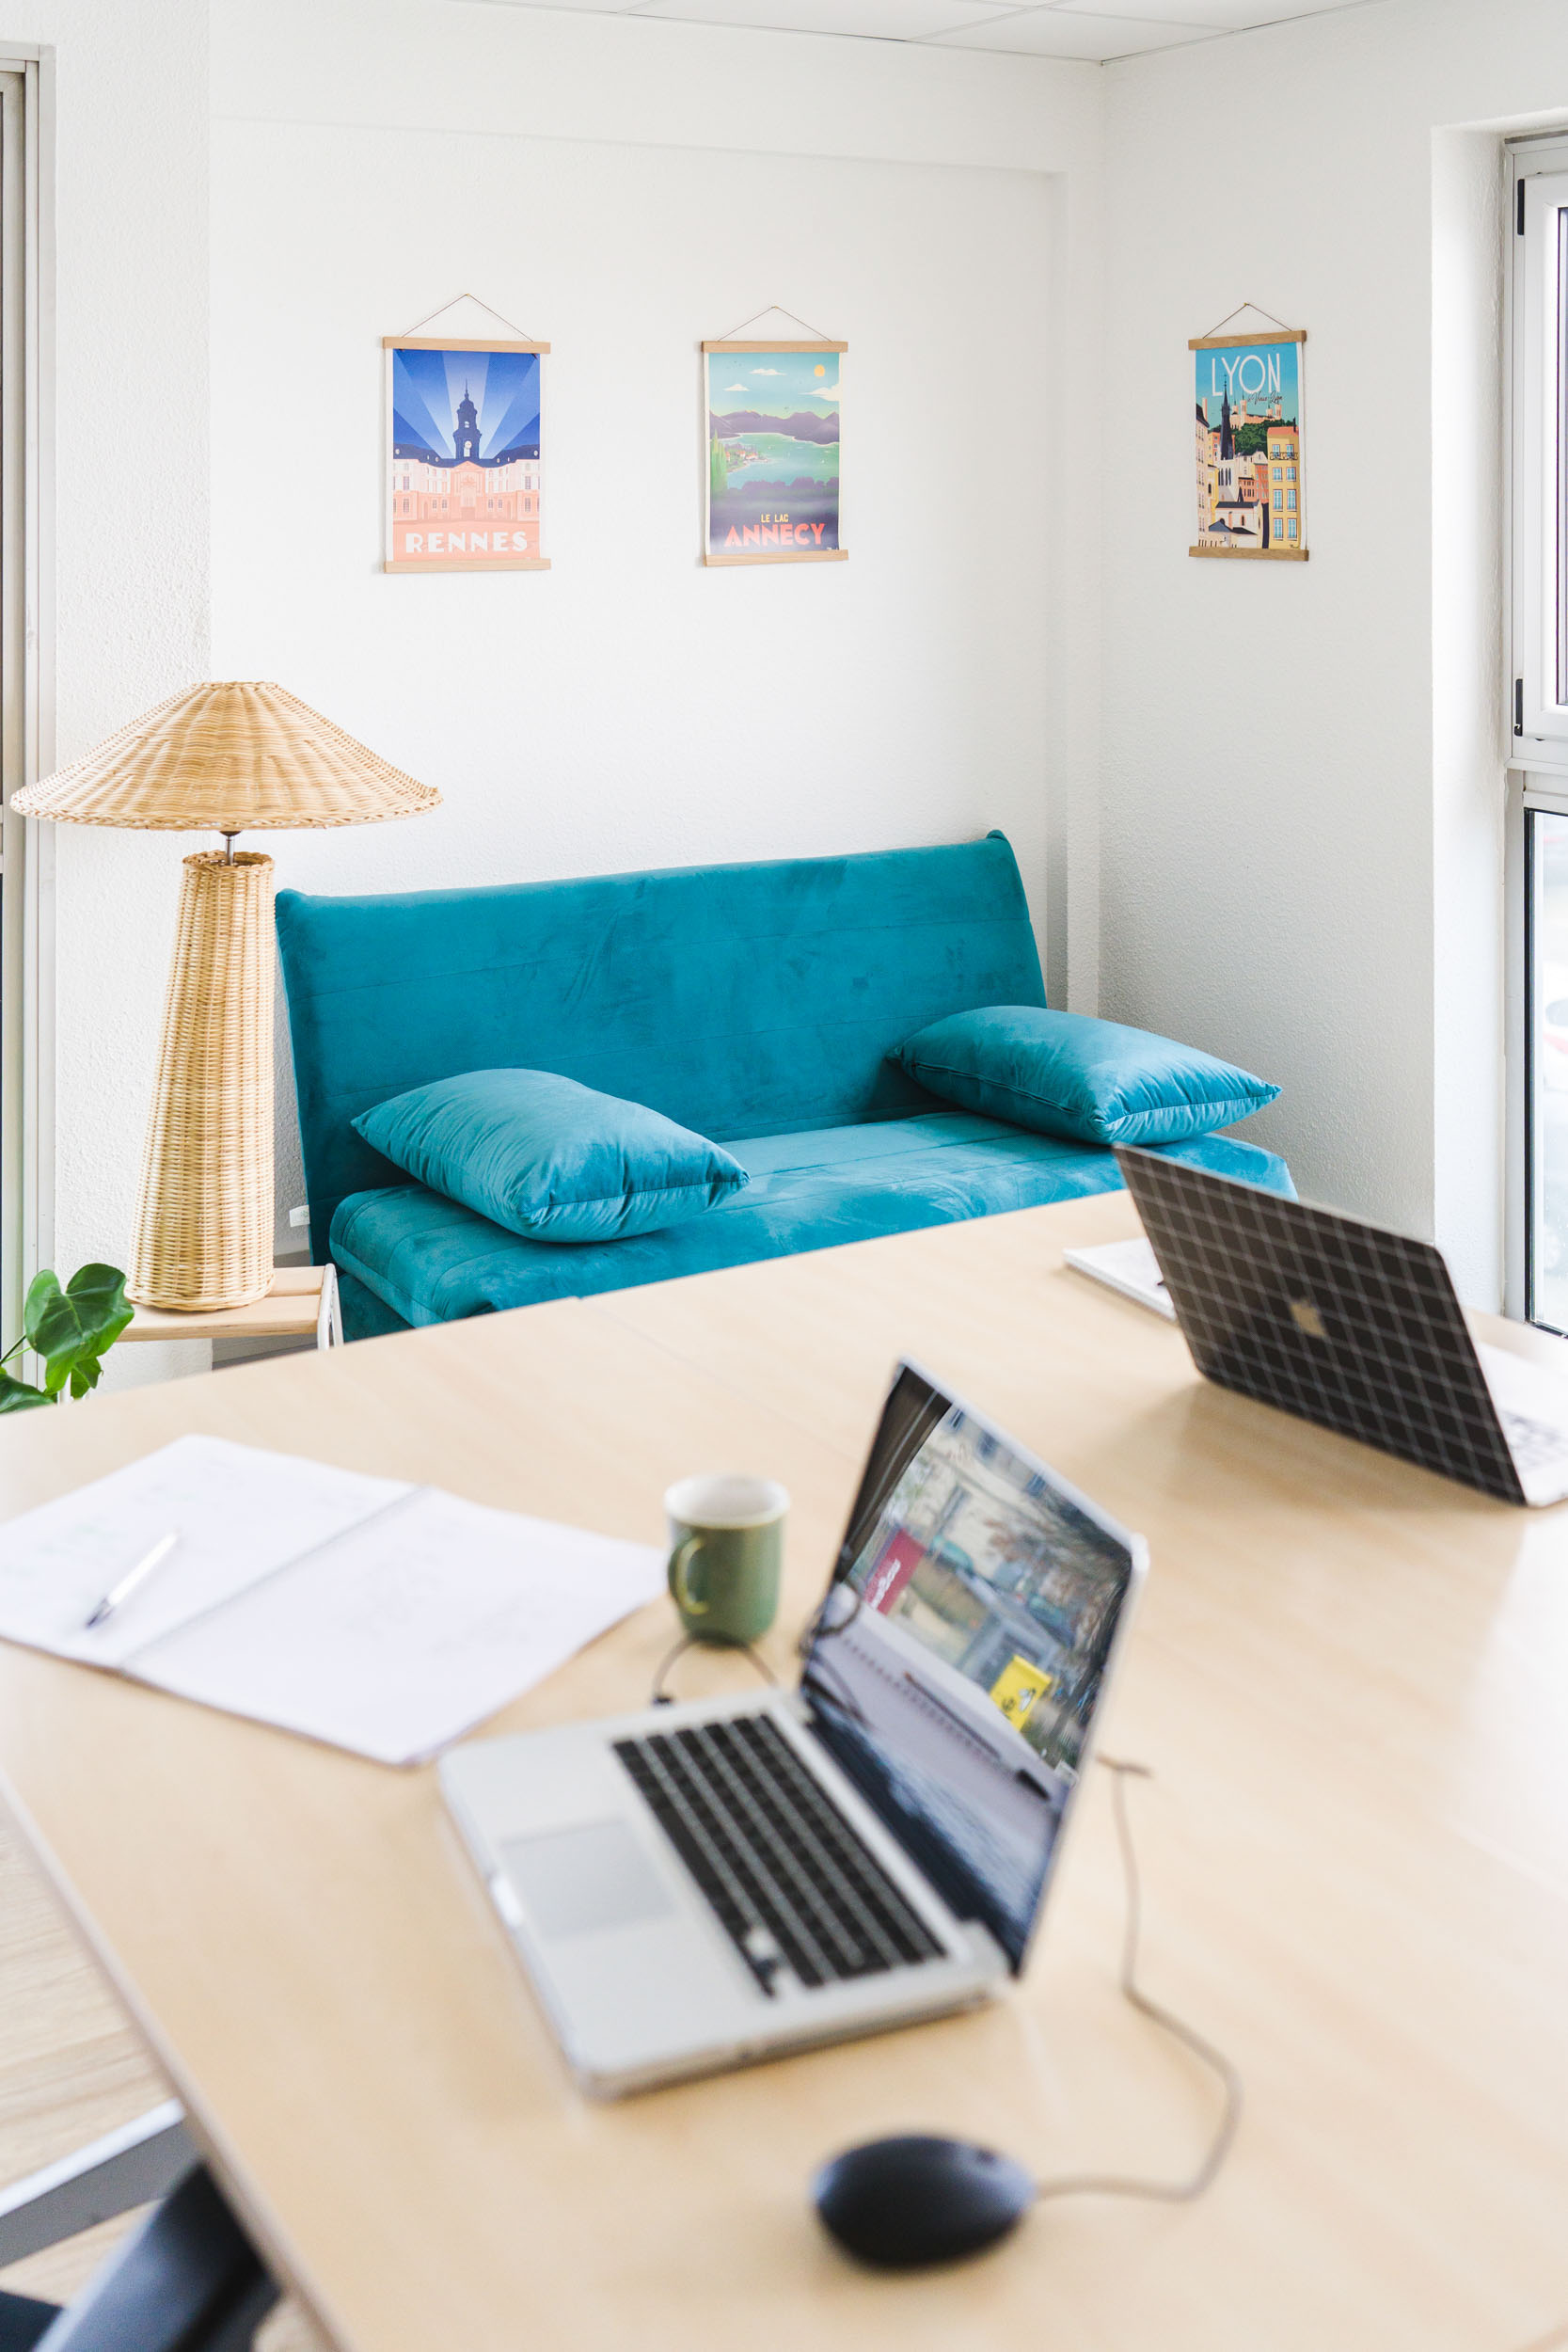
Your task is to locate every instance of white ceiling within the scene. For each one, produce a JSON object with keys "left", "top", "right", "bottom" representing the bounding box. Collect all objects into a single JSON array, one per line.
[{"left": 479, "top": 0, "right": 1374, "bottom": 63}]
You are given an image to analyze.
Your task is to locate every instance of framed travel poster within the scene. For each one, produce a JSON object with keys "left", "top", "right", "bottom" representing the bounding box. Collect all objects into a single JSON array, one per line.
[
  {"left": 1190, "top": 328, "right": 1307, "bottom": 561},
  {"left": 384, "top": 335, "right": 549, "bottom": 573},
  {"left": 703, "top": 340, "right": 846, "bottom": 565}
]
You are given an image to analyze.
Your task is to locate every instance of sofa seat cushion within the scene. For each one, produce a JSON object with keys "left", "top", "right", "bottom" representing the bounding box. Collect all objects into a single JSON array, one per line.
[{"left": 330, "top": 1110, "right": 1295, "bottom": 1331}]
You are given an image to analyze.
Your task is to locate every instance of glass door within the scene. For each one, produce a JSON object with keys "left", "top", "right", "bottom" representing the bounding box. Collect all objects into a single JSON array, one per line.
[
  {"left": 1510, "top": 143, "right": 1568, "bottom": 1322},
  {"left": 1528, "top": 808, "right": 1568, "bottom": 1329},
  {"left": 0, "top": 59, "right": 43, "bottom": 1348}
]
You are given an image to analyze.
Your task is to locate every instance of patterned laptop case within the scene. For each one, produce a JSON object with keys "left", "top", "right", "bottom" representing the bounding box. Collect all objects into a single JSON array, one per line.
[{"left": 1114, "top": 1147, "right": 1525, "bottom": 1505}]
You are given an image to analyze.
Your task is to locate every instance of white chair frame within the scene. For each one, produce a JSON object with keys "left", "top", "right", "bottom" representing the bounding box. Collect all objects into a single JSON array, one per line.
[{"left": 0, "top": 2104, "right": 197, "bottom": 2271}]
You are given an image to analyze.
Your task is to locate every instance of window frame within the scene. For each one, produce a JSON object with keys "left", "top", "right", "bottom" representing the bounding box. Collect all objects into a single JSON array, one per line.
[
  {"left": 1511, "top": 143, "right": 1568, "bottom": 765},
  {"left": 0, "top": 51, "right": 52, "bottom": 1353},
  {"left": 1507, "top": 135, "right": 1568, "bottom": 1319}
]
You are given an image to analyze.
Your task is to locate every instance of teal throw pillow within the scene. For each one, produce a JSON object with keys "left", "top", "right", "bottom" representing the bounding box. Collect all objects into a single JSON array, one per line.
[
  {"left": 352, "top": 1069, "right": 749, "bottom": 1244},
  {"left": 895, "top": 1007, "right": 1279, "bottom": 1147}
]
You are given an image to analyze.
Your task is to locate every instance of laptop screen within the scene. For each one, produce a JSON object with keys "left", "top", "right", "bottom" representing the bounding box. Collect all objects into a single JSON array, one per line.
[{"left": 800, "top": 1363, "right": 1141, "bottom": 1972}]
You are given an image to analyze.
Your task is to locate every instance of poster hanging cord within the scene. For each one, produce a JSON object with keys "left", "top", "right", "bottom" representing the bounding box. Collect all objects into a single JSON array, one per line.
[
  {"left": 1200, "top": 300, "right": 1296, "bottom": 339},
  {"left": 711, "top": 302, "right": 836, "bottom": 342},
  {"left": 396, "top": 292, "right": 544, "bottom": 343}
]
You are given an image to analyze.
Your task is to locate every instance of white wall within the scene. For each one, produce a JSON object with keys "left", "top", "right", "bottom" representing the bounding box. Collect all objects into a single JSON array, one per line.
[
  {"left": 1101, "top": 0, "right": 1568, "bottom": 1308},
  {"left": 208, "top": 0, "right": 1105, "bottom": 1246},
  {"left": 35, "top": 0, "right": 1564, "bottom": 1368},
  {"left": 8, "top": 1, "right": 209, "bottom": 1386}
]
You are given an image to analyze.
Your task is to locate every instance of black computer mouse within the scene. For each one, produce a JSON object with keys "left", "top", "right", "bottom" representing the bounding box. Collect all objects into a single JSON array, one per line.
[{"left": 812, "top": 2134, "right": 1036, "bottom": 2269}]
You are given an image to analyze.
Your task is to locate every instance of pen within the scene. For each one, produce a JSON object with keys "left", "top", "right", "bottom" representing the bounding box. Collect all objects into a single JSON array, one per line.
[{"left": 84, "top": 1531, "right": 180, "bottom": 1630}]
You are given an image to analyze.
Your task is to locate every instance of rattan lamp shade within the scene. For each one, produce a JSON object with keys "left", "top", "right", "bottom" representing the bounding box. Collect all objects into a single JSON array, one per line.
[
  {"left": 12, "top": 684, "right": 441, "bottom": 1313},
  {"left": 11, "top": 681, "right": 440, "bottom": 833}
]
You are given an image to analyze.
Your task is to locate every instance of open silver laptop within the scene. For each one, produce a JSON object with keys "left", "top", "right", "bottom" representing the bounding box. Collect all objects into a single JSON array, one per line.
[
  {"left": 1115, "top": 1145, "right": 1568, "bottom": 1507},
  {"left": 440, "top": 1361, "right": 1147, "bottom": 2096}
]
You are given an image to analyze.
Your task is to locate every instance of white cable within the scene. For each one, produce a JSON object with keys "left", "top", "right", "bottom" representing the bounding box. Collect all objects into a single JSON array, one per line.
[{"left": 1034, "top": 1757, "right": 1243, "bottom": 2207}]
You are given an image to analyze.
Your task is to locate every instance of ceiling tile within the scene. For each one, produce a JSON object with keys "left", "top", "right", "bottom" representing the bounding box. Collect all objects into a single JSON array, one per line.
[
  {"left": 934, "top": 7, "right": 1217, "bottom": 56},
  {"left": 1040, "top": 0, "right": 1361, "bottom": 24},
  {"left": 629, "top": 0, "right": 1022, "bottom": 34},
  {"left": 469, "top": 0, "right": 644, "bottom": 12},
  {"left": 464, "top": 0, "right": 1374, "bottom": 47}
]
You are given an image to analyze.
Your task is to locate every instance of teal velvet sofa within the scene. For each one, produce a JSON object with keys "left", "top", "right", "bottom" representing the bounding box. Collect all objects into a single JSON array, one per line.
[{"left": 277, "top": 834, "right": 1291, "bottom": 1341}]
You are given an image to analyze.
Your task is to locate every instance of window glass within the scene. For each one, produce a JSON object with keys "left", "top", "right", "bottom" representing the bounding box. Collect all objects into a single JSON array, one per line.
[
  {"left": 1559, "top": 204, "right": 1568, "bottom": 707},
  {"left": 1529, "top": 810, "right": 1568, "bottom": 1328}
]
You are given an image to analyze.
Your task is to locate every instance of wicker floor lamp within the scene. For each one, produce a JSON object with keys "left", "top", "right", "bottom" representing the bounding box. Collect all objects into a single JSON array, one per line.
[{"left": 12, "top": 682, "right": 441, "bottom": 1312}]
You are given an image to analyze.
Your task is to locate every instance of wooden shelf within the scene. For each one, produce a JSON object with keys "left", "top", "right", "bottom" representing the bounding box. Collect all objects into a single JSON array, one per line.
[{"left": 120, "top": 1264, "right": 341, "bottom": 1348}]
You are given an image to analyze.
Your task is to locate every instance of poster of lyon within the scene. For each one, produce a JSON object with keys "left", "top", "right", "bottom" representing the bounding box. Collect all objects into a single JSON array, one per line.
[
  {"left": 704, "top": 341, "right": 846, "bottom": 565},
  {"left": 1191, "top": 328, "right": 1307, "bottom": 561},
  {"left": 385, "top": 338, "right": 548, "bottom": 573}
]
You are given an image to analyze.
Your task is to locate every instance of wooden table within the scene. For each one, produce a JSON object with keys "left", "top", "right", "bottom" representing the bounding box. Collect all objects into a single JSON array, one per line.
[{"left": 1, "top": 1192, "right": 1565, "bottom": 2352}]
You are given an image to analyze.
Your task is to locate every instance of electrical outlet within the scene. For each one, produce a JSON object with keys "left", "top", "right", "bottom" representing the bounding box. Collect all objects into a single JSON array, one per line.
[{"left": 288, "top": 1205, "right": 310, "bottom": 1229}]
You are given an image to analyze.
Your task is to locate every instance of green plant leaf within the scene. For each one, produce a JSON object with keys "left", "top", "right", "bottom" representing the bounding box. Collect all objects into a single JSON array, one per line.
[
  {"left": 24, "top": 1263, "right": 133, "bottom": 1400},
  {"left": 22, "top": 1269, "right": 60, "bottom": 1346},
  {"left": 0, "top": 1367, "right": 54, "bottom": 1413},
  {"left": 64, "top": 1263, "right": 134, "bottom": 1345}
]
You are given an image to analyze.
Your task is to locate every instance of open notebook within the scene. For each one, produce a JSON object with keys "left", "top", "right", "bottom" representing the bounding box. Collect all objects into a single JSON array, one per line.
[{"left": 0, "top": 1435, "right": 664, "bottom": 1764}]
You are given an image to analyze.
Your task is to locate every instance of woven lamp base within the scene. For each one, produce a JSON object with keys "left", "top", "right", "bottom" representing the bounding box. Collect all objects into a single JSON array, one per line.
[{"left": 128, "top": 851, "right": 277, "bottom": 1312}]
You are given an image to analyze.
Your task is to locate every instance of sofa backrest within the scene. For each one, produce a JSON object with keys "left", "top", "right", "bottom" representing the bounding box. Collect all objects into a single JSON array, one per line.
[{"left": 277, "top": 832, "right": 1045, "bottom": 1263}]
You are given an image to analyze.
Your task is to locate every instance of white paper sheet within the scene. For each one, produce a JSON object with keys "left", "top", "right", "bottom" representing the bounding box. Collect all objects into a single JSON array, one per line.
[
  {"left": 0, "top": 1436, "right": 665, "bottom": 1763},
  {"left": 1477, "top": 1338, "right": 1568, "bottom": 1423},
  {"left": 0, "top": 1434, "right": 410, "bottom": 1666},
  {"left": 1061, "top": 1237, "right": 1176, "bottom": 1320},
  {"left": 133, "top": 1488, "right": 665, "bottom": 1763}
]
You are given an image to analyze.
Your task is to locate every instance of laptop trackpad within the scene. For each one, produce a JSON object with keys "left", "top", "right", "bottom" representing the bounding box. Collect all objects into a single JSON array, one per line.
[{"left": 500, "top": 1820, "right": 677, "bottom": 1940}]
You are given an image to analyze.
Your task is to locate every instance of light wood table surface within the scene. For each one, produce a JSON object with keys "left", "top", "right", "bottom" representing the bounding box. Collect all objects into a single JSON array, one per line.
[{"left": 0, "top": 1191, "right": 1565, "bottom": 2352}]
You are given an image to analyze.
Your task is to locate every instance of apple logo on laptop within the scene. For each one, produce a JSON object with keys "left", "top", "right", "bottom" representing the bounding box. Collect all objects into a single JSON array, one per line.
[{"left": 1289, "top": 1297, "right": 1327, "bottom": 1341}]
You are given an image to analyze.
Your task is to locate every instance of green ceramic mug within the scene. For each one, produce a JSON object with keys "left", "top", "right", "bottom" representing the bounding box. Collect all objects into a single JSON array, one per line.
[{"left": 664, "top": 1473, "right": 788, "bottom": 1645}]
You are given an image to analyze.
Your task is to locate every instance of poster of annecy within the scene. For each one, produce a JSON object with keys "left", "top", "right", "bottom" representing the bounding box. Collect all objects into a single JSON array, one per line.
[
  {"left": 703, "top": 341, "right": 846, "bottom": 564},
  {"left": 1191, "top": 329, "right": 1307, "bottom": 560},
  {"left": 384, "top": 339, "right": 548, "bottom": 573}
]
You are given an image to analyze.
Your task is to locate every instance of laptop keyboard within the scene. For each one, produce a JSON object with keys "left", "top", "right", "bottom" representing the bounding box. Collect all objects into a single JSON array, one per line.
[{"left": 613, "top": 1714, "right": 944, "bottom": 1997}]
